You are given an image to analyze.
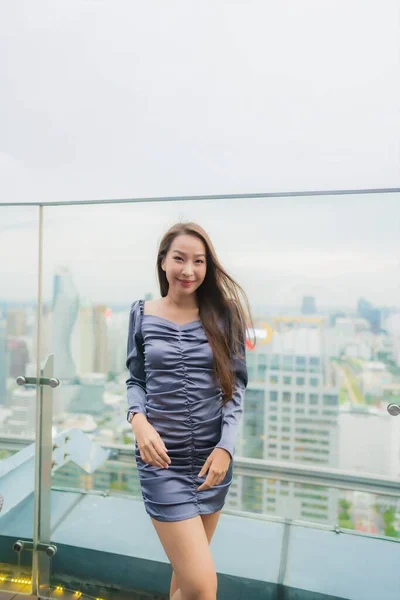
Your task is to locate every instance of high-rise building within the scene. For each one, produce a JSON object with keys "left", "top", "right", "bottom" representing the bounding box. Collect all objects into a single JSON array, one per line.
[
  {"left": 52, "top": 267, "right": 79, "bottom": 380},
  {"left": 93, "top": 305, "right": 109, "bottom": 375},
  {"left": 228, "top": 317, "right": 339, "bottom": 523},
  {"left": 301, "top": 296, "right": 317, "bottom": 315},
  {"left": 79, "top": 306, "right": 95, "bottom": 374},
  {"left": 0, "top": 320, "right": 7, "bottom": 405},
  {"left": 7, "top": 337, "right": 29, "bottom": 379},
  {"left": 69, "top": 373, "right": 106, "bottom": 416},
  {"left": 6, "top": 308, "right": 26, "bottom": 336},
  {"left": 107, "top": 310, "right": 129, "bottom": 375},
  {"left": 5, "top": 386, "right": 36, "bottom": 437}
]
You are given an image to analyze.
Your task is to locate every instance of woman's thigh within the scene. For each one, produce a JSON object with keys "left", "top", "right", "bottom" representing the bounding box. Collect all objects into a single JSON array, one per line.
[
  {"left": 200, "top": 510, "right": 222, "bottom": 543},
  {"left": 151, "top": 516, "right": 217, "bottom": 596}
]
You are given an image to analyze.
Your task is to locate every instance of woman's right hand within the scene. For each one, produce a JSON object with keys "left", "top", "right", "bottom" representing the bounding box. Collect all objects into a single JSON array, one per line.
[{"left": 131, "top": 414, "right": 171, "bottom": 468}]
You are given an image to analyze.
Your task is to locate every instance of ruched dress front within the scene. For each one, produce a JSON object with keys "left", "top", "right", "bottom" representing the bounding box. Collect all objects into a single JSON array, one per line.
[{"left": 126, "top": 300, "right": 248, "bottom": 522}]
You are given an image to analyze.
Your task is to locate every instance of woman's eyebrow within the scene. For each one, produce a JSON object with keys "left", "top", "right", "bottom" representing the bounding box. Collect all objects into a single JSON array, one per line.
[{"left": 173, "top": 249, "right": 206, "bottom": 257}]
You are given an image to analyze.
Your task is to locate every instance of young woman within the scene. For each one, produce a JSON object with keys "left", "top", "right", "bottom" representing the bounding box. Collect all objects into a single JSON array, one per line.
[{"left": 125, "top": 222, "right": 252, "bottom": 600}]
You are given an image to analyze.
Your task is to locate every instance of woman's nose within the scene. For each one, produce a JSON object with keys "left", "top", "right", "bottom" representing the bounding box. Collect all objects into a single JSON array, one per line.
[{"left": 182, "top": 263, "right": 194, "bottom": 276}]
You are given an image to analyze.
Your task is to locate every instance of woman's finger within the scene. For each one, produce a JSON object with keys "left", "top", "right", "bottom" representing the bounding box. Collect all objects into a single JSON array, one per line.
[
  {"left": 150, "top": 444, "right": 169, "bottom": 467},
  {"left": 198, "top": 456, "right": 211, "bottom": 478},
  {"left": 157, "top": 434, "right": 169, "bottom": 453},
  {"left": 153, "top": 442, "right": 171, "bottom": 466}
]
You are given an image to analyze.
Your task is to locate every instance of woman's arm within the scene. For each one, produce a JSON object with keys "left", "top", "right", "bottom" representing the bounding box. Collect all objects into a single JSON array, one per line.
[
  {"left": 215, "top": 316, "right": 248, "bottom": 459},
  {"left": 126, "top": 300, "right": 147, "bottom": 419}
]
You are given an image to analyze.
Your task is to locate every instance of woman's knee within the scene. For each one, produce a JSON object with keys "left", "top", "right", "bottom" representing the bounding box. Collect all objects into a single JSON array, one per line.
[{"left": 180, "top": 570, "right": 217, "bottom": 600}]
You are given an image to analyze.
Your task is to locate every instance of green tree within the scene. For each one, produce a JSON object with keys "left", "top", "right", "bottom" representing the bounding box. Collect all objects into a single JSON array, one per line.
[
  {"left": 338, "top": 499, "right": 355, "bottom": 530},
  {"left": 383, "top": 508, "right": 399, "bottom": 539}
]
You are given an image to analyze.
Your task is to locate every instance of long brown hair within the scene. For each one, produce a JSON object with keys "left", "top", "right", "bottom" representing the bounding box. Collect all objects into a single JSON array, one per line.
[{"left": 157, "top": 222, "right": 254, "bottom": 404}]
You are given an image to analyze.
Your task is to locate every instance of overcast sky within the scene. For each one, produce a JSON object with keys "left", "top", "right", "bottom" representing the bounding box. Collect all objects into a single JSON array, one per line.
[
  {"left": 0, "top": 0, "right": 399, "bottom": 203},
  {"left": 1, "top": 2, "right": 399, "bottom": 310}
]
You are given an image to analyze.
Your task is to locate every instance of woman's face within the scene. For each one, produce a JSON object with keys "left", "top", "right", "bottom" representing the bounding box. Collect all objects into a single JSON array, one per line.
[{"left": 162, "top": 234, "right": 207, "bottom": 296}]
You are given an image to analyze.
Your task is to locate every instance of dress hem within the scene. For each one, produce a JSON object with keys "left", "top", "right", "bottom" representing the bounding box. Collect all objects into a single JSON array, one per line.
[{"left": 147, "top": 502, "right": 226, "bottom": 523}]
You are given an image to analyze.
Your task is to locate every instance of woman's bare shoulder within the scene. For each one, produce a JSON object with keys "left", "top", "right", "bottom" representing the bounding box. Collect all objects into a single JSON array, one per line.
[{"left": 143, "top": 298, "right": 163, "bottom": 315}]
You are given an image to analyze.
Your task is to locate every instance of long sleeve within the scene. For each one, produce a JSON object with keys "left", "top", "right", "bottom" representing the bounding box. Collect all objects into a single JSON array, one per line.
[
  {"left": 125, "top": 300, "right": 147, "bottom": 418},
  {"left": 215, "top": 324, "right": 248, "bottom": 459}
]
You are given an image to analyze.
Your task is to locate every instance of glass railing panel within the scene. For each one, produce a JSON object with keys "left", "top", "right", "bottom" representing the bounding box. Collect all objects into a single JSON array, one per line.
[
  {"left": 0, "top": 205, "right": 39, "bottom": 594},
  {"left": 37, "top": 192, "right": 400, "bottom": 548},
  {"left": 51, "top": 443, "right": 400, "bottom": 540}
]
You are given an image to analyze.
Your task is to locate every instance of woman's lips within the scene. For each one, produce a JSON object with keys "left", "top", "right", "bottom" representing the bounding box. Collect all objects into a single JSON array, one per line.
[{"left": 178, "top": 279, "right": 195, "bottom": 287}]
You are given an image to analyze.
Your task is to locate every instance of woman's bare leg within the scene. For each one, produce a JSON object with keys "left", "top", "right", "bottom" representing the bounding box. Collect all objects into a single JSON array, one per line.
[
  {"left": 151, "top": 514, "right": 219, "bottom": 600},
  {"left": 169, "top": 511, "right": 222, "bottom": 598}
]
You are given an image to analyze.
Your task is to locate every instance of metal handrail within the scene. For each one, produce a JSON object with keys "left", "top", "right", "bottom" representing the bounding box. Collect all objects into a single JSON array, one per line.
[
  {"left": 2, "top": 436, "right": 399, "bottom": 497},
  {"left": 0, "top": 186, "right": 399, "bottom": 207}
]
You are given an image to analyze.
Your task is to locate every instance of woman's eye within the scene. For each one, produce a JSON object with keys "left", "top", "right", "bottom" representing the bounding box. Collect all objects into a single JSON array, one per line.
[{"left": 174, "top": 256, "right": 183, "bottom": 261}]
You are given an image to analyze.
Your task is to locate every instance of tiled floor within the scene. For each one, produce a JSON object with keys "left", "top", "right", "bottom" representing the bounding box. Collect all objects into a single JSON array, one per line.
[{"left": 0, "top": 592, "right": 167, "bottom": 600}]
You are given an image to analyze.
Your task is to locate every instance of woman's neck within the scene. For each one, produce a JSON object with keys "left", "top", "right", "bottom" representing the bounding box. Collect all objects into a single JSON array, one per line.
[{"left": 164, "top": 293, "right": 198, "bottom": 311}]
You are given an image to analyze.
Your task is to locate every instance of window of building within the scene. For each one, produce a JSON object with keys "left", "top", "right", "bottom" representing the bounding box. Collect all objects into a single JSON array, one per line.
[
  {"left": 257, "top": 364, "right": 267, "bottom": 379},
  {"left": 283, "top": 355, "right": 293, "bottom": 371},
  {"left": 270, "top": 354, "right": 279, "bottom": 370},
  {"left": 323, "top": 394, "right": 338, "bottom": 407},
  {"left": 310, "top": 357, "right": 320, "bottom": 372}
]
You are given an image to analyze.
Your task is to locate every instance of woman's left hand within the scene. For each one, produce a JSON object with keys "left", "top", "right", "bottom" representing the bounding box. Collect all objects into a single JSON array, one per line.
[{"left": 197, "top": 448, "right": 231, "bottom": 491}]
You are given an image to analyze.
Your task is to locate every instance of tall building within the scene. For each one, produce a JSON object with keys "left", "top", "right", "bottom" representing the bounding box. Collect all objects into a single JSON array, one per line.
[
  {"left": 5, "top": 387, "right": 36, "bottom": 437},
  {"left": 357, "top": 297, "right": 381, "bottom": 333},
  {"left": 228, "top": 317, "right": 340, "bottom": 524},
  {"left": 107, "top": 310, "right": 129, "bottom": 375},
  {"left": 0, "top": 320, "right": 7, "bottom": 405},
  {"left": 69, "top": 373, "right": 106, "bottom": 416},
  {"left": 52, "top": 267, "right": 79, "bottom": 380},
  {"left": 6, "top": 308, "right": 26, "bottom": 336},
  {"left": 93, "top": 305, "right": 109, "bottom": 375},
  {"left": 7, "top": 337, "right": 29, "bottom": 379},
  {"left": 339, "top": 405, "right": 400, "bottom": 479},
  {"left": 301, "top": 296, "right": 317, "bottom": 315},
  {"left": 79, "top": 305, "right": 95, "bottom": 374}
]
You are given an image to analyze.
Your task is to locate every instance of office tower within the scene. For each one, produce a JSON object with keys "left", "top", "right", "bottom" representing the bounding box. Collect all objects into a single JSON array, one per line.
[
  {"left": 7, "top": 337, "right": 29, "bottom": 379},
  {"left": 6, "top": 308, "right": 26, "bottom": 336},
  {"left": 52, "top": 267, "right": 79, "bottom": 380},
  {"left": 6, "top": 386, "right": 36, "bottom": 437},
  {"left": 79, "top": 305, "right": 95, "bottom": 374},
  {"left": 230, "top": 316, "right": 339, "bottom": 523},
  {"left": 93, "top": 305, "right": 109, "bottom": 375},
  {"left": 301, "top": 296, "right": 317, "bottom": 315},
  {"left": 68, "top": 373, "right": 106, "bottom": 416},
  {"left": 0, "top": 320, "right": 7, "bottom": 405},
  {"left": 107, "top": 310, "right": 129, "bottom": 375}
]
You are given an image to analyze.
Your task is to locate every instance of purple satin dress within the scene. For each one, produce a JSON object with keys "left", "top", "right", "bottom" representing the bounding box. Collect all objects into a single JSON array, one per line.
[{"left": 126, "top": 300, "right": 247, "bottom": 522}]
